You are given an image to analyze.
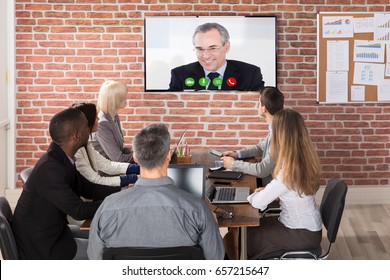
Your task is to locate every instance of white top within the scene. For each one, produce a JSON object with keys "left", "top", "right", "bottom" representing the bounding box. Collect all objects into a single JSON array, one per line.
[
  {"left": 247, "top": 172, "right": 322, "bottom": 232},
  {"left": 75, "top": 142, "right": 128, "bottom": 187}
]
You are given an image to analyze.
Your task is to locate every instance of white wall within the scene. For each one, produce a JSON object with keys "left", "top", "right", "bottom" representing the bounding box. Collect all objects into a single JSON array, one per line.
[{"left": 0, "top": 0, "right": 16, "bottom": 194}]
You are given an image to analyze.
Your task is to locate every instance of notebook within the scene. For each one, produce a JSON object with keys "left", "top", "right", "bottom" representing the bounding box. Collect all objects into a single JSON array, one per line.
[
  {"left": 167, "top": 164, "right": 205, "bottom": 198},
  {"left": 206, "top": 183, "right": 250, "bottom": 204},
  {"left": 208, "top": 170, "right": 244, "bottom": 180}
]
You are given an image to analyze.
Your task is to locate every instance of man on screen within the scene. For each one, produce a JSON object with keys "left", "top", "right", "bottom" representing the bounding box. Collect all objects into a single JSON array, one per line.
[{"left": 168, "top": 22, "right": 265, "bottom": 91}]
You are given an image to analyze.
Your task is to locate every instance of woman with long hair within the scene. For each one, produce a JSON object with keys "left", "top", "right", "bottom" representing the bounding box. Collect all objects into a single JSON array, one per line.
[
  {"left": 72, "top": 102, "right": 139, "bottom": 187},
  {"left": 246, "top": 108, "right": 322, "bottom": 259}
]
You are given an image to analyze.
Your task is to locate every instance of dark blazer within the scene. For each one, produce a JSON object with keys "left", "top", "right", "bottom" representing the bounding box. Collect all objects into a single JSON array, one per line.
[
  {"left": 12, "top": 142, "right": 121, "bottom": 260},
  {"left": 169, "top": 60, "right": 265, "bottom": 91}
]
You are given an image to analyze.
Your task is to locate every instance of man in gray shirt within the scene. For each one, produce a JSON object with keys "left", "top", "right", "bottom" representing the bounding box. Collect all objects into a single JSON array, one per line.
[
  {"left": 88, "top": 123, "right": 225, "bottom": 260},
  {"left": 222, "top": 87, "right": 284, "bottom": 187}
]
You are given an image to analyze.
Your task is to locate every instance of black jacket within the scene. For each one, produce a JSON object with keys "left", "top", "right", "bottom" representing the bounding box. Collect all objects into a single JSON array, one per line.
[
  {"left": 169, "top": 60, "right": 265, "bottom": 91},
  {"left": 12, "top": 142, "right": 120, "bottom": 259}
]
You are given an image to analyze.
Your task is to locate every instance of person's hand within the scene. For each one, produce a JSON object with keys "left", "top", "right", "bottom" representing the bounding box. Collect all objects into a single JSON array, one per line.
[
  {"left": 223, "top": 150, "right": 238, "bottom": 159},
  {"left": 120, "top": 174, "right": 138, "bottom": 187},
  {"left": 222, "top": 156, "right": 235, "bottom": 170},
  {"left": 254, "top": 187, "right": 265, "bottom": 193},
  {"left": 126, "top": 163, "right": 140, "bottom": 175}
]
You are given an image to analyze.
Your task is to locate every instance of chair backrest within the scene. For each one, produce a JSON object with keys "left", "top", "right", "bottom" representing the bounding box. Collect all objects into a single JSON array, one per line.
[
  {"left": 320, "top": 179, "right": 348, "bottom": 244},
  {"left": 0, "top": 197, "right": 19, "bottom": 259},
  {"left": 103, "top": 246, "right": 205, "bottom": 260},
  {"left": 20, "top": 167, "right": 33, "bottom": 184}
]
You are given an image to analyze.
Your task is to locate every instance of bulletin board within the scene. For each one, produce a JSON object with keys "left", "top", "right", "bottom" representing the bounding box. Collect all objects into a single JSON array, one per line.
[{"left": 317, "top": 12, "right": 390, "bottom": 103}]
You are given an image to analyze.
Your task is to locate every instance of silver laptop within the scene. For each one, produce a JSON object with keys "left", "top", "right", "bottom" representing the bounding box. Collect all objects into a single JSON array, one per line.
[{"left": 207, "top": 183, "right": 250, "bottom": 204}]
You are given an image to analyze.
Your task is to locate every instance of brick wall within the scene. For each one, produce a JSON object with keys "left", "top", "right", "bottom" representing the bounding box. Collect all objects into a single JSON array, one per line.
[{"left": 14, "top": 0, "right": 390, "bottom": 188}]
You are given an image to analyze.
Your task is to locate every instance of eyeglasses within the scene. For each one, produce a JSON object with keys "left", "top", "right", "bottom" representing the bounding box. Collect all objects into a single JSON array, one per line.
[
  {"left": 194, "top": 45, "right": 224, "bottom": 54},
  {"left": 213, "top": 206, "right": 234, "bottom": 219}
]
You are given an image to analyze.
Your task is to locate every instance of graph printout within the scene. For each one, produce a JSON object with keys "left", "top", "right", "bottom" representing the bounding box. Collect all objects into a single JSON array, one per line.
[
  {"left": 374, "top": 14, "right": 390, "bottom": 43},
  {"left": 354, "top": 40, "right": 384, "bottom": 63},
  {"left": 323, "top": 16, "right": 354, "bottom": 38},
  {"left": 353, "top": 62, "right": 385, "bottom": 86}
]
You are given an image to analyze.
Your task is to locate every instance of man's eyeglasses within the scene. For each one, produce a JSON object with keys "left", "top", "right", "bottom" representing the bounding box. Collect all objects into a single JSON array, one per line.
[
  {"left": 213, "top": 206, "right": 234, "bottom": 219},
  {"left": 194, "top": 45, "right": 224, "bottom": 54}
]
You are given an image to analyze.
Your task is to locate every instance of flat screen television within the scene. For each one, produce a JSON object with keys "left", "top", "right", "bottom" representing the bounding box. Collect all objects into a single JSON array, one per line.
[{"left": 144, "top": 16, "right": 277, "bottom": 92}]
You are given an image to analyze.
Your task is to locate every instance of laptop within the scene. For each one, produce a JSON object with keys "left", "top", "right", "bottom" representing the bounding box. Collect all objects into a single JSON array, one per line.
[
  {"left": 167, "top": 164, "right": 205, "bottom": 198},
  {"left": 169, "top": 129, "right": 187, "bottom": 164},
  {"left": 206, "top": 182, "right": 250, "bottom": 204}
]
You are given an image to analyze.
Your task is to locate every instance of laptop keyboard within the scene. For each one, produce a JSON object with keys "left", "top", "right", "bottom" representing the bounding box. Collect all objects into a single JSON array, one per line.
[{"left": 217, "top": 187, "right": 236, "bottom": 201}]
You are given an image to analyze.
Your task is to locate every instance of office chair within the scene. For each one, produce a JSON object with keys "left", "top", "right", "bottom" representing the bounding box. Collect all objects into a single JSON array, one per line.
[
  {"left": 20, "top": 167, "right": 33, "bottom": 184},
  {"left": 0, "top": 197, "right": 19, "bottom": 260},
  {"left": 258, "top": 178, "right": 348, "bottom": 260},
  {"left": 103, "top": 246, "right": 205, "bottom": 260}
]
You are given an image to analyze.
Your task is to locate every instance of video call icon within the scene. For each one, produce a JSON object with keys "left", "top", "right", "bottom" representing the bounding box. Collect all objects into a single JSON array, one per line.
[{"left": 184, "top": 76, "right": 238, "bottom": 89}]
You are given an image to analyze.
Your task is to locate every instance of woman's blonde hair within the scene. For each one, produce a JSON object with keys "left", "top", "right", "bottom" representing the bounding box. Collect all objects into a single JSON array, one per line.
[
  {"left": 270, "top": 109, "right": 321, "bottom": 196},
  {"left": 97, "top": 80, "right": 127, "bottom": 118}
]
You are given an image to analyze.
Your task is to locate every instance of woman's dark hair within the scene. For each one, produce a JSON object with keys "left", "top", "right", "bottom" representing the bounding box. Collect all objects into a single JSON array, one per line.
[{"left": 71, "top": 102, "right": 97, "bottom": 132}]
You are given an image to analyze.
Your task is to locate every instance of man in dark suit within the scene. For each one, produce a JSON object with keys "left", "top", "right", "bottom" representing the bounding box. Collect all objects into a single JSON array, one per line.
[
  {"left": 12, "top": 108, "right": 121, "bottom": 260},
  {"left": 169, "top": 22, "right": 265, "bottom": 91}
]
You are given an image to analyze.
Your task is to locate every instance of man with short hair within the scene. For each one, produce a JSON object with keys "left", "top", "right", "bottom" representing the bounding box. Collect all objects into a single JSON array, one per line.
[
  {"left": 169, "top": 22, "right": 264, "bottom": 91},
  {"left": 88, "top": 123, "right": 225, "bottom": 260},
  {"left": 12, "top": 108, "right": 121, "bottom": 260},
  {"left": 222, "top": 86, "right": 285, "bottom": 187}
]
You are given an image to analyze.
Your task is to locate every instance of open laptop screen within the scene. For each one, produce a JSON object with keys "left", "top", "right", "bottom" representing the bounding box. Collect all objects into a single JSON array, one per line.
[{"left": 167, "top": 164, "right": 205, "bottom": 199}]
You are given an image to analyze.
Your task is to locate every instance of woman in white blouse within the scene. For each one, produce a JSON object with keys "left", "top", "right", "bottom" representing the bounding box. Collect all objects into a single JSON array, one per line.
[
  {"left": 72, "top": 103, "right": 139, "bottom": 187},
  {"left": 224, "top": 109, "right": 322, "bottom": 260}
]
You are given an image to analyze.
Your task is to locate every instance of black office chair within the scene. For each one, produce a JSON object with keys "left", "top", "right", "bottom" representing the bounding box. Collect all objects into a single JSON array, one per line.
[
  {"left": 0, "top": 197, "right": 19, "bottom": 260},
  {"left": 103, "top": 246, "right": 204, "bottom": 260},
  {"left": 20, "top": 167, "right": 33, "bottom": 184},
  {"left": 259, "top": 178, "right": 348, "bottom": 260}
]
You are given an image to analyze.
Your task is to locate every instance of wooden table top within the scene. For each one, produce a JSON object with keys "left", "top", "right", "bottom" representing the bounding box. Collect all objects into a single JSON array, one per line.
[{"left": 80, "top": 148, "right": 260, "bottom": 230}]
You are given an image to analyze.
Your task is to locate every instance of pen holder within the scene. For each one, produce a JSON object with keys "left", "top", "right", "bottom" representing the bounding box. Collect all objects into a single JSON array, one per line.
[{"left": 177, "top": 155, "right": 192, "bottom": 164}]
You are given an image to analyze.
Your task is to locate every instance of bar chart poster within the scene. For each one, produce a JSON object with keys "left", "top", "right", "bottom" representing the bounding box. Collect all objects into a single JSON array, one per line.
[
  {"left": 354, "top": 40, "right": 384, "bottom": 63},
  {"left": 323, "top": 16, "right": 354, "bottom": 38},
  {"left": 374, "top": 14, "right": 390, "bottom": 43}
]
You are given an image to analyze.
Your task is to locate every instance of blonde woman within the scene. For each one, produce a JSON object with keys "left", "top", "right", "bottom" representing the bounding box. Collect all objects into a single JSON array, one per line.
[
  {"left": 91, "top": 81, "right": 133, "bottom": 163},
  {"left": 72, "top": 103, "right": 139, "bottom": 187},
  {"left": 224, "top": 109, "right": 322, "bottom": 259}
]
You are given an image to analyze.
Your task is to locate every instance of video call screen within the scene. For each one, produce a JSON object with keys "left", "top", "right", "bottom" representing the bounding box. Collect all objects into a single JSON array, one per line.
[{"left": 144, "top": 16, "right": 277, "bottom": 91}]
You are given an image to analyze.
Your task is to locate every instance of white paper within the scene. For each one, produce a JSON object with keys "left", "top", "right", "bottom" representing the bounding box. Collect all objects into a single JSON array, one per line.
[
  {"left": 378, "top": 80, "right": 390, "bottom": 101},
  {"left": 323, "top": 16, "right": 354, "bottom": 38},
  {"left": 374, "top": 14, "right": 390, "bottom": 43},
  {"left": 353, "top": 62, "right": 385, "bottom": 86},
  {"left": 386, "top": 44, "right": 390, "bottom": 76},
  {"left": 327, "top": 40, "right": 349, "bottom": 71},
  {"left": 354, "top": 40, "right": 384, "bottom": 63},
  {"left": 326, "top": 71, "right": 348, "bottom": 103},
  {"left": 354, "top": 17, "right": 374, "bottom": 33},
  {"left": 351, "top": 86, "right": 365, "bottom": 101}
]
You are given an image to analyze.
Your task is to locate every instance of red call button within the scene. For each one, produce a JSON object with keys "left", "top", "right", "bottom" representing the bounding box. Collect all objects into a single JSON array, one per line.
[{"left": 226, "top": 77, "right": 237, "bottom": 87}]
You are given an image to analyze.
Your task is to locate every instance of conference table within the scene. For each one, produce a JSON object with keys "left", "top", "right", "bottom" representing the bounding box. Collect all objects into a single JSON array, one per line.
[
  {"left": 81, "top": 148, "right": 260, "bottom": 260},
  {"left": 191, "top": 148, "right": 260, "bottom": 260}
]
